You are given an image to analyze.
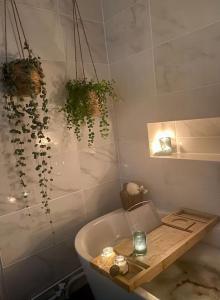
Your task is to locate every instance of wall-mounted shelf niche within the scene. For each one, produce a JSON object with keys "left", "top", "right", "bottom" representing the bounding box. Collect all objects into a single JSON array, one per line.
[{"left": 147, "top": 117, "right": 220, "bottom": 162}]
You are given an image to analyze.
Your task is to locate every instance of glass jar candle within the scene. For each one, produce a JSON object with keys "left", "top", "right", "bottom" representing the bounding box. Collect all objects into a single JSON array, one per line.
[
  {"left": 101, "top": 247, "right": 114, "bottom": 258},
  {"left": 133, "top": 231, "right": 147, "bottom": 256},
  {"left": 159, "top": 137, "right": 172, "bottom": 154},
  {"left": 114, "top": 255, "right": 128, "bottom": 274}
]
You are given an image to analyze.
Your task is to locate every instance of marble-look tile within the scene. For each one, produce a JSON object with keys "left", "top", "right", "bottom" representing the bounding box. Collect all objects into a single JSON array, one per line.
[
  {"left": 61, "top": 14, "right": 107, "bottom": 65},
  {"left": 150, "top": 181, "right": 220, "bottom": 218},
  {"left": 49, "top": 149, "right": 82, "bottom": 200},
  {"left": 116, "top": 98, "right": 156, "bottom": 141},
  {"left": 176, "top": 117, "right": 220, "bottom": 138},
  {"left": 160, "top": 158, "right": 220, "bottom": 190},
  {"left": 111, "top": 49, "right": 155, "bottom": 101},
  {"left": 46, "top": 107, "right": 78, "bottom": 155},
  {"left": 151, "top": 0, "right": 220, "bottom": 46},
  {"left": 79, "top": 142, "right": 119, "bottom": 189},
  {"left": 155, "top": 22, "right": 220, "bottom": 93},
  {"left": 17, "top": 0, "right": 57, "bottom": 11},
  {"left": 83, "top": 180, "right": 121, "bottom": 222},
  {"left": 42, "top": 61, "right": 67, "bottom": 107},
  {"left": 177, "top": 137, "right": 220, "bottom": 154},
  {"left": 102, "top": 0, "right": 145, "bottom": 21},
  {"left": 110, "top": 49, "right": 156, "bottom": 140},
  {"left": 4, "top": 238, "right": 81, "bottom": 300},
  {"left": 0, "top": 3, "right": 65, "bottom": 61},
  {"left": 118, "top": 142, "right": 170, "bottom": 208},
  {"left": 0, "top": 205, "right": 54, "bottom": 267},
  {"left": 106, "top": 2, "right": 151, "bottom": 63},
  {"left": 59, "top": 0, "right": 103, "bottom": 22},
  {"left": 50, "top": 191, "right": 86, "bottom": 244},
  {"left": 153, "top": 83, "right": 220, "bottom": 122}
]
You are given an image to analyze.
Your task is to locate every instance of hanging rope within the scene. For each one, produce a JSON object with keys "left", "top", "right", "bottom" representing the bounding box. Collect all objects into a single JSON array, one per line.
[
  {"left": 4, "top": 0, "right": 31, "bottom": 60},
  {"left": 12, "top": 0, "right": 31, "bottom": 57},
  {"left": 75, "top": 5, "right": 85, "bottom": 79},
  {"left": 72, "top": 0, "right": 78, "bottom": 79},
  {"left": 4, "top": 0, "right": 8, "bottom": 63},
  {"left": 10, "top": 0, "right": 25, "bottom": 58},
  {"left": 71, "top": 0, "right": 99, "bottom": 82}
]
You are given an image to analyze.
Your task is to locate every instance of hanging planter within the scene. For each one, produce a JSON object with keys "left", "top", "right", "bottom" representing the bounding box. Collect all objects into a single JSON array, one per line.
[
  {"left": 61, "top": 0, "right": 117, "bottom": 147},
  {"left": 1, "top": 0, "right": 53, "bottom": 218},
  {"left": 3, "top": 57, "right": 42, "bottom": 97}
]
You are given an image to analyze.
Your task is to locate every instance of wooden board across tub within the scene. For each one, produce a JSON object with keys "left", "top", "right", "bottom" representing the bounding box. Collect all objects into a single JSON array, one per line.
[{"left": 91, "top": 208, "right": 219, "bottom": 292}]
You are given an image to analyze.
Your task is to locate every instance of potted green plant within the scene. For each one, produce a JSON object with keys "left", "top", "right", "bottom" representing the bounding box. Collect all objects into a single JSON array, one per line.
[
  {"left": 2, "top": 1, "right": 53, "bottom": 216},
  {"left": 62, "top": 78, "right": 117, "bottom": 146},
  {"left": 62, "top": 0, "right": 117, "bottom": 146}
]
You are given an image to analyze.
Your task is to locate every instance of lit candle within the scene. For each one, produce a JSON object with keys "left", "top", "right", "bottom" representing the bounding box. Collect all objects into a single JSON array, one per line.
[
  {"left": 101, "top": 247, "right": 114, "bottom": 258},
  {"left": 159, "top": 137, "right": 172, "bottom": 154},
  {"left": 114, "top": 255, "right": 128, "bottom": 274},
  {"left": 133, "top": 231, "right": 147, "bottom": 256}
]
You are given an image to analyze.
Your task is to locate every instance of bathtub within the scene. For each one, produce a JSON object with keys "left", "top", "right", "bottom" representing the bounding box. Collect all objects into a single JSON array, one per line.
[{"left": 75, "top": 208, "right": 220, "bottom": 300}]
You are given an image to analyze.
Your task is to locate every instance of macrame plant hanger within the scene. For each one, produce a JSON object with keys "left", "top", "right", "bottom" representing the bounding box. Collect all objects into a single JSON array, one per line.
[
  {"left": 4, "top": 0, "right": 33, "bottom": 63},
  {"left": 72, "top": 0, "right": 99, "bottom": 82}
]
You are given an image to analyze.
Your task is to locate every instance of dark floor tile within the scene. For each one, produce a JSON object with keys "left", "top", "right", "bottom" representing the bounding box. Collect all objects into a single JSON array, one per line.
[{"left": 70, "top": 284, "right": 95, "bottom": 300}]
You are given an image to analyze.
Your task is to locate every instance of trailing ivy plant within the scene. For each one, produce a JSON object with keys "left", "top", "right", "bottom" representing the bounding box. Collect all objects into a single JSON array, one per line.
[
  {"left": 2, "top": 41, "right": 53, "bottom": 215},
  {"left": 62, "top": 78, "right": 117, "bottom": 147}
]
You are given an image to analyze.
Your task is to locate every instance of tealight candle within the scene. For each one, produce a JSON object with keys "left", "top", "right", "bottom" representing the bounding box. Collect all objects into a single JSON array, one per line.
[
  {"left": 114, "top": 255, "right": 128, "bottom": 274},
  {"left": 159, "top": 137, "right": 172, "bottom": 154},
  {"left": 101, "top": 247, "right": 114, "bottom": 258},
  {"left": 133, "top": 231, "right": 147, "bottom": 256}
]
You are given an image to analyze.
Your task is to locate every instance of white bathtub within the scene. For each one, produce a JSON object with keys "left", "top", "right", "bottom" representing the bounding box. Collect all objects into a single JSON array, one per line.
[{"left": 75, "top": 208, "right": 220, "bottom": 300}]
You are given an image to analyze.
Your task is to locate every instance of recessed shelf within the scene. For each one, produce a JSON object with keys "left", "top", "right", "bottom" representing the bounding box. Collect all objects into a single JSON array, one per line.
[{"left": 147, "top": 117, "right": 220, "bottom": 162}]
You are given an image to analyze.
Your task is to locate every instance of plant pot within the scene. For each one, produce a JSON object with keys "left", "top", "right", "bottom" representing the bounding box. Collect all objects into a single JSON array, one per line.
[
  {"left": 89, "top": 91, "right": 101, "bottom": 117},
  {"left": 3, "top": 59, "right": 42, "bottom": 97}
]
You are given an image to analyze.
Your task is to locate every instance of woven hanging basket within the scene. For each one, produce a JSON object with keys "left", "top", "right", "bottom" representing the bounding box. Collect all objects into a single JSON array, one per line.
[
  {"left": 89, "top": 91, "right": 101, "bottom": 117},
  {"left": 4, "top": 60, "right": 42, "bottom": 97},
  {"left": 120, "top": 183, "right": 144, "bottom": 211}
]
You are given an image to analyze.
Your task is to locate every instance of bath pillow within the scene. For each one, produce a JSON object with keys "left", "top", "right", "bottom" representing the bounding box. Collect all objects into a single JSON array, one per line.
[{"left": 125, "top": 201, "right": 161, "bottom": 233}]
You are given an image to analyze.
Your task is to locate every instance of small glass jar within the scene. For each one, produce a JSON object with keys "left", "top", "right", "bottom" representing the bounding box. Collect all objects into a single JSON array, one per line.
[
  {"left": 133, "top": 231, "right": 147, "bottom": 256},
  {"left": 159, "top": 137, "right": 172, "bottom": 154},
  {"left": 101, "top": 247, "right": 114, "bottom": 258},
  {"left": 114, "top": 255, "right": 128, "bottom": 274}
]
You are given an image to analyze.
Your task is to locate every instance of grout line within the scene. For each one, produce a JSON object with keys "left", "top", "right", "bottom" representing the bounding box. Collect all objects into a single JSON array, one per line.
[
  {"left": 59, "top": 11, "right": 104, "bottom": 25},
  {"left": 156, "top": 80, "right": 220, "bottom": 97},
  {"left": 101, "top": 0, "right": 122, "bottom": 181},
  {"left": 82, "top": 179, "right": 119, "bottom": 192},
  {"left": 109, "top": 47, "right": 153, "bottom": 65},
  {"left": 0, "top": 179, "right": 120, "bottom": 220},
  {"left": 14, "top": 0, "right": 103, "bottom": 25},
  {"left": 154, "top": 18, "right": 220, "bottom": 48},
  {"left": 147, "top": 0, "right": 158, "bottom": 96}
]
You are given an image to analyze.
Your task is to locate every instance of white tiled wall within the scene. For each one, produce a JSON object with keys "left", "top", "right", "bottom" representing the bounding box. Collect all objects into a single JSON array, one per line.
[
  {"left": 0, "top": 0, "right": 120, "bottom": 299},
  {"left": 103, "top": 0, "right": 220, "bottom": 216}
]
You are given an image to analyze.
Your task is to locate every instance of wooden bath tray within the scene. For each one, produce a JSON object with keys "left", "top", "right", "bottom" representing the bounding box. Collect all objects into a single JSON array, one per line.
[{"left": 91, "top": 209, "right": 219, "bottom": 292}]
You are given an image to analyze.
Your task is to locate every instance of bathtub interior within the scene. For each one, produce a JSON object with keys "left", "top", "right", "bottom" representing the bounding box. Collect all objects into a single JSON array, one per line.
[
  {"left": 78, "top": 209, "right": 132, "bottom": 259},
  {"left": 77, "top": 203, "right": 162, "bottom": 260},
  {"left": 142, "top": 242, "right": 220, "bottom": 300}
]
